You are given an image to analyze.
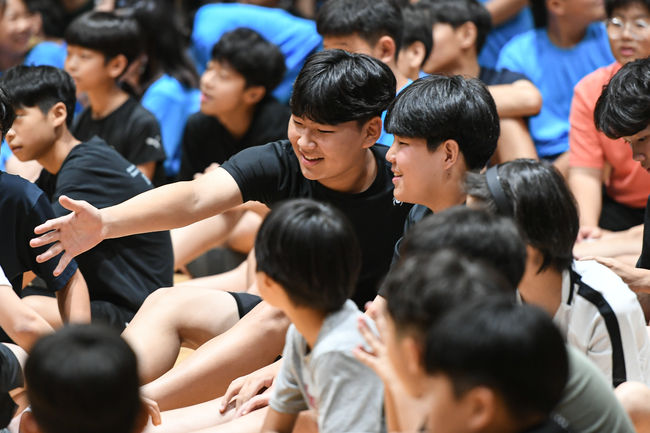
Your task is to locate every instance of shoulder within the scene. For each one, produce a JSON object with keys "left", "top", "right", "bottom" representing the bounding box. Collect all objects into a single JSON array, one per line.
[
  {"left": 573, "top": 261, "right": 642, "bottom": 315},
  {"left": 0, "top": 171, "right": 45, "bottom": 209},
  {"left": 313, "top": 302, "right": 367, "bottom": 358},
  {"left": 575, "top": 62, "right": 621, "bottom": 95},
  {"left": 143, "top": 75, "right": 193, "bottom": 103}
]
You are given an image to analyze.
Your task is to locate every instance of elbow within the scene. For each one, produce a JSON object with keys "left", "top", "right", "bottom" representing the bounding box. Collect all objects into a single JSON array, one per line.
[
  {"left": 528, "top": 89, "right": 543, "bottom": 116},
  {"left": 10, "top": 315, "right": 53, "bottom": 350}
]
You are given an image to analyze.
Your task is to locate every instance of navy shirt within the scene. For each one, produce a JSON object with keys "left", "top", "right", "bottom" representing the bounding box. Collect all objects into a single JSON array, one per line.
[{"left": 0, "top": 171, "right": 77, "bottom": 293}]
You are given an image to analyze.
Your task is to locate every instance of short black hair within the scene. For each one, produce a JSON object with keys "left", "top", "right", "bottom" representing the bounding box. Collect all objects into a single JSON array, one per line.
[
  {"left": 255, "top": 198, "right": 361, "bottom": 313},
  {"left": 401, "top": 3, "right": 434, "bottom": 67},
  {"left": 1, "top": 65, "right": 76, "bottom": 128},
  {"left": 24, "top": 324, "right": 141, "bottom": 433},
  {"left": 530, "top": 0, "right": 548, "bottom": 28},
  {"left": 420, "top": 0, "right": 492, "bottom": 51},
  {"left": 65, "top": 11, "right": 144, "bottom": 66},
  {"left": 384, "top": 249, "right": 513, "bottom": 338},
  {"left": 400, "top": 206, "right": 527, "bottom": 290},
  {"left": 605, "top": 0, "right": 650, "bottom": 18},
  {"left": 316, "top": 0, "right": 403, "bottom": 55},
  {"left": 595, "top": 57, "right": 650, "bottom": 139},
  {"left": 425, "top": 297, "right": 568, "bottom": 424},
  {"left": 385, "top": 74, "right": 499, "bottom": 170},
  {"left": 290, "top": 49, "right": 396, "bottom": 125},
  {"left": 210, "top": 28, "right": 286, "bottom": 93},
  {"left": 0, "top": 87, "right": 16, "bottom": 141},
  {"left": 465, "top": 160, "right": 579, "bottom": 273}
]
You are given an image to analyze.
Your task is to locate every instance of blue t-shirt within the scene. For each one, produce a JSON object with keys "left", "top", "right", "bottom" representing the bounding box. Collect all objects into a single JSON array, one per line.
[
  {"left": 191, "top": 3, "right": 322, "bottom": 104},
  {"left": 24, "top": 41, "right": 67, "bottom": 69},
  {"left": 141, "top": 74, "right": 200, "bottom": 178},
  {"left": 497, "top": 22, "right": 614, "bottom": 157},
  {"left": 478, "top": 1, "right": 533, "bottom": 69}
]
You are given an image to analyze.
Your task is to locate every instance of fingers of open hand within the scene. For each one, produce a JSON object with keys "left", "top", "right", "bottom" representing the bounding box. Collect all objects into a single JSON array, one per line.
[
  {"left": 236, "top": 390, "right": 271, "bottom": 417},
  {"left": 357, "top": 317, "right": 382, "bottom": 354},
  {"left": 220, "top": 376, "right": 245, "bottom": 412},
  {"left": 141, "top": 397, "right": 161, "bottom": 426}
]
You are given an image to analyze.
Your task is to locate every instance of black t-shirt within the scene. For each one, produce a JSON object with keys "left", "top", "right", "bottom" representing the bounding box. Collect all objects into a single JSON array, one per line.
[
  {"left": 178, "top": 97, "right": 291, "bottom": 181},
  {"left": 0, "top": 171, "right": 78, "bottom": 294},
  {"left": 221, "top": 140, "right": 411, "bottom": 307},
  {"left": 480, "top": 66, "right": 529, "bottom": 85},
  {"left": 36, "top": 137, "right": 174, "bottom": 313},
  {"left": 72, "top": 97, "right": 167, "bottom": 185},
  {"left": 638, "top": 195, "right": 650, "bottom": 269}
]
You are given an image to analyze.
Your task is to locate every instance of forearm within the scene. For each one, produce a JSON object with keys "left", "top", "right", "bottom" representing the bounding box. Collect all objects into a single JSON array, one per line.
[
  {"left": 484, "top": 0, "right": 529, "bottom": 26},
  {"left": 102, "top": 168, "right": 243, "bottom": 240},
  {"left": 568, "top": 167, "right": 603, "bottom": 227},
  {"left": 57, "top": 270, "right": 90, "bottom": 323},
  {"left": 488, "top": 81, "right": 542, "bottom": 118},
  {"left": 0, "top": 290, "right": 54, "bottom": 351}
]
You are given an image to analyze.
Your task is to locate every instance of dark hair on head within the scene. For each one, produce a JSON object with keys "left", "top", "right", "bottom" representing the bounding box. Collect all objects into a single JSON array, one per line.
[
  {"left": 530, "top": 0, "right": 548, "bottom": 27},
  {"left": 425, "top": 297, "right": 568, "bottom": 423},
  {"left": 384, "top": 250, "right": 513, "bottom": 338},
  {"left": 317, "top": 0, "right": 404, "bottom": 55},
  {"left": 385, "top": 74, "right": 499, "bottom": 170},
  {"left": 24, "top": 324, "right": 141, "bottom": 433},
  {"left": 465, "top": 159, "right": 579, "bottom": 273},
  {"left": 1, "top": 65, "right": 76, "bottom": 128},
  {"left": 420, "top": 0, "right": 492, "bottom": 51},
  {"left": 290, "top": 49, "right": 396, "bottom": 125},
  {"left": 401, "top": 206, "right": 527, "bottom": 290},
  {"left": 595, "top": 57, "right": 650, "bottom": 139},
  {"left": 0, "top": 87, "right": 16, "bottom": 140},
  {"left": 120, "top": 0, "right": 199, "bottom": 89},
  {"left": 24, "top": 0, "right": 65, "bottom": 38},
  {"left": 401, "top": 3, "right": 434, "bottom": 67},
  {"left": 210, "top": 28, "right": 286, "bottom": 93},
  {"left": 255, "top": 198, "right": 361, "bottom": 313},
  {"left": 65, "top": 11, "right": 144, "bottom": 67},
  {"left": 605, "top": 0, "right": 650, "bottom": 17}
]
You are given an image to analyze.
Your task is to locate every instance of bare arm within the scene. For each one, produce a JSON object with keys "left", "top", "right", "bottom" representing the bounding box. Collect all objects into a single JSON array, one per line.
[
  {"left": 488, "top": 80, "right": 543, "bottom": 118},
  {"left": 262, "top": 408, "right": 298, "bottom": 433},
  {"left": 137, "top": 161, "right": 156, "bottom": 182},
  {"left": 0, "top": 285, "right": 53, "bottom": 351},
  {"left": 56, "top": 269, "right": 90, "bottom": 324},
  {"left": 568, "top": 167, "right": 603, "bottom": 237},
  {"left": 493, "top": 117, "right": 537, "bottom": 163},
  {"left": 31, "top": 167, "right": 243, "bottom": 275},
  {"left": 483, "top": 0, "right": 529, "bottom": 27}
]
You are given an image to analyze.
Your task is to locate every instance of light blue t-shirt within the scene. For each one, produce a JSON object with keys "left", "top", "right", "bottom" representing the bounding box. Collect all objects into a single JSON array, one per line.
[
  {"left": 478, "top": 2, "right": 533, "bottom": 68},
  {"left": 497, "top": 22, "right": 614, "bottom": 157},
  {"left": 24, "top": 40, "right": 67, "bottom": 69},
  {"left": 191, "top": 3, "right": 322, "bottom": 104},
  {"left": 141, "top": 74, "right": 200, "bottom": 178}
]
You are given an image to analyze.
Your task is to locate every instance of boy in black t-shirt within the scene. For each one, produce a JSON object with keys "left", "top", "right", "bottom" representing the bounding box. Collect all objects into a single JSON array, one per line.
[
  {"left": 31, "top": 50, "right": 409, "bottom": 410},
  {"left": 420, "top": 0, "right": 542, "bottom": 163},
  {"left": 1, "top": 65, "right": 174, "bottom": 331},
  {"left": 64, "top": 11, "right": 166, "bottom": 185},
  {"left": 178, "top": 28, "right": 289, "bottom": 181}
]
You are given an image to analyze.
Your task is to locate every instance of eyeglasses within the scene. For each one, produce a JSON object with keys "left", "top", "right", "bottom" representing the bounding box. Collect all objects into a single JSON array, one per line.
[{"left": 606, "top": 17, "right": 650, "bottom": 40}]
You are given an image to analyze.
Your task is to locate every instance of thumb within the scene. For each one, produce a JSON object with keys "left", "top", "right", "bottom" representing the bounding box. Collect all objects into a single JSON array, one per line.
[{"left": 58, "top": 195, "right": 88, "bottom": 213}]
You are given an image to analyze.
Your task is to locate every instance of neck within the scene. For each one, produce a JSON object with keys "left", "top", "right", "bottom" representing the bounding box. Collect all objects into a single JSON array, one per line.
[
  {"left": 87, "top": 83, "right": 129, "bottom": 119},
  {"left": 440, "top": 52, "right": 481, "bottom": 78},
  {"left": 518, "top": 265, "right": 564, "bottom": 316},
  {"left": 547, "top": 15, "right": 589, "bottom": 47},
  {"left": 39, "top": 128, "right": 81, "bottom": 174},
  {"left": 217, "top": 103, "right": 256, "bottom": 140},
  {"left": 388, "top": 60, "right": 410, "bottom": 91},
  {"left": 284, "top": 306, "right": 327, "bottom": 349},
  {"left": 423, "top": 168, "right": 467, "bottom": 211},
  {"left": 321, "top": 147, "right": 378, "bottom": 194}
]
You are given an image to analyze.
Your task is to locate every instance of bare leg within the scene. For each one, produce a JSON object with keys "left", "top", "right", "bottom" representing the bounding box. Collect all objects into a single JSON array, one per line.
[
  {"left": 615, "top": 381, "right": 650, "bottom": 433},
  {"left": 225, "top": 211, "right": 263, "bottom": 254},
  {"left": 173, "top": 260, "right": 249, "bottom": 290},
  {"left": 141, "top": 301, "right": 289, "bottom": 410},
  {"left": 142, "top": 396, "right": 238, "bottom": 433},
  {"left": 123, "top": 288, "right": 240, "bottom": 384}
]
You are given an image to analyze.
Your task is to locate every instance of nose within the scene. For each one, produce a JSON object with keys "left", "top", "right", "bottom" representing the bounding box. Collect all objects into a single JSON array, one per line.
[
  {"left": 386, "top": 139, "right": 397, "bottom": 164},
  {"left": 297, "top": 129, "right": 316, "bottom": 151},
  {"left": 5, "top": 128, "right": 16, "bottom": 143},
  {"left": 200, "top": 69, "right": 215, "bottom": 92}
]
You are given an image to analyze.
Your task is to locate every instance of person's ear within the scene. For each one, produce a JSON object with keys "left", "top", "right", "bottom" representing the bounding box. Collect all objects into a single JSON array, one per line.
[
  {"left": 49, "top": 102, "right": 68, "bottom": 128},
  {"left": 362, "top": 116, "right": 382, "bottom": 148},
  {"left": 374, "top": 35, "right": 397, "bottom": 65},
  {"left": 243, "top": 85, "right": 266, "bottom": 105},
  {"left": 457, "top": 21, "right": 478, "bottom": 51},
  {"left": 19, "top": 411, "right": 42, "bottom": 433},
  {"left": 402, "top": 335, "right": 425, "bottom": 376},
  {"left": 441, "top": 139, "right": 460, "bottom": 170},
  {"left": 107, "top": 54, "right": 129, "bottom": 79},
  {"left": 547, "top": 0, "right": 565, "bottom": 16},
  {"left": 464, "top": 386, "right": 497, "bottom": 431},
  {"left": 400, "top": 41, "right": 427, "bottom": 72}
]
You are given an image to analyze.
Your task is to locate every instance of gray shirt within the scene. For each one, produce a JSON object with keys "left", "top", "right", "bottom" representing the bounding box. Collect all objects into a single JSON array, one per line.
[{"left": 270, "top": 300, "right": 385, "bottom": 433}]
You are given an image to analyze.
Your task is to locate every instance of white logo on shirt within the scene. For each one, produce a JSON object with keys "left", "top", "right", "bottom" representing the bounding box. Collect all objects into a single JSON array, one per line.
[{"left": 146, "top": 135, "right": 162, "bottom": 150}]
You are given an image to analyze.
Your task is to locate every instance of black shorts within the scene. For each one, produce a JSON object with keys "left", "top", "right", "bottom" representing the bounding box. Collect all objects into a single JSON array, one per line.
[
  {"left": 228, "top": 292, "right": 262, "bottom": 318},
  {"left": 0, "top": 344, "right": 22, "bottom": 392}
]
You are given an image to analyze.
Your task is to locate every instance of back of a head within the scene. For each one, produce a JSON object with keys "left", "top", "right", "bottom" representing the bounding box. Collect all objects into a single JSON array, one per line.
[
  {"left": 383, "top": 249, "right": 513, "bottom": 338},
  {"left": 420, "top": 0, "right": 492, "bottom": 52},
  {"left": 385, "top": 74, "right": 499, "bottom": 170},
  {"left": 210, "top": 28, "right": 286, "bottom": 94},
  {"left": 290, "top": 49, "right": 396, "bottom": 125},
  {"left": 25, "top": 324, "right": 141, "bottom": 433},
  {"left": 316, "top": 0, "right": 403, "bottom": 54},
  {"left": 465, "top": 160, "right": 579, "bottom": 273},
  {"left": 64, "top": 11, "right": 143, "bottom": 65},
  {"left": 595, "top": 57, "right": 650, "bottom": 139},
  {"left": 255, "top": 198, "right": 361, "bottom": 313},
  {"left": 400, "top": 3, "right": 434, "bottom": 66},
  {"left": 401, "top": 206, "right": 526, "bottom": 290},
  {"left": 425, "top": 297, "right": 568, "bottom": 426},
  {"left": 0, "top": 87, "right": 15, "bottom": 141},
  {"left": 1, "top": 65, "right": 76, "bottom": 128}
]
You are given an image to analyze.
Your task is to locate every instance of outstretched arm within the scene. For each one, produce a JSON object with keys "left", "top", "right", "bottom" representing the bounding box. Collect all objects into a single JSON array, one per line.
[
  {"left": 56, "top": 269, "right": 90, "bottom": 324},
  {"left": 483, "top": 0, "right": 529, "bottom": 27},
  {"left": 31, "top": 167, "right": 243, "bottom": 276}
]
